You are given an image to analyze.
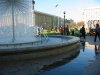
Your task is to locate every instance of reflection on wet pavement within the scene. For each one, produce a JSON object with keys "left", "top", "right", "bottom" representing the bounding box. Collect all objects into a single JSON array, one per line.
[
  {"left": 0, "top": 48, "right": 80, "bottom": 75},
  {"left": 40, "top": 50, "right": 80, "bottom": 72},
  {"left": 0, "top": 36, "right": 100, "bottom": 75}
]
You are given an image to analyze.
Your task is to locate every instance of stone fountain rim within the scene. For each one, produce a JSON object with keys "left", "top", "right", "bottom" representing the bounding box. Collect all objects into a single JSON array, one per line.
[{"left": 0, "top": 36, "right": 80, "bottom": 53}]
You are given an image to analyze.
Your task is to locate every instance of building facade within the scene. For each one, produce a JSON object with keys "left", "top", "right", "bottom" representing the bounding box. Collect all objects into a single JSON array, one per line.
[
  {"left": 34, "top": 11, "right": 64, "bottom": 30},
  {"left": 83, "top": 6, "right": 100, "bottom": 29}
]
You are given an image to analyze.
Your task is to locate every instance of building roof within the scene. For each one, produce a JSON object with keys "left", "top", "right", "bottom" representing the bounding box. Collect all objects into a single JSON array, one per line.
[
  {"left": 34, "top": 10, "right": 60, "bottom": 18},
  {"left": 85, "top": 6, "right": 100, "bottom": 10}
]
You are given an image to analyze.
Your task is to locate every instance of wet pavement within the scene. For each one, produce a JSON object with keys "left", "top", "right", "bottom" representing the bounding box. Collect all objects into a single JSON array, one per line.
[
  {"left": 0, "top": 36, "right": 100, "bottom": 75},
  {"left": 84, "top": 36, "right": 100, "bottom": 75},
  {"left": 38, "top": 36, "right": 100, "bottom": 75}
]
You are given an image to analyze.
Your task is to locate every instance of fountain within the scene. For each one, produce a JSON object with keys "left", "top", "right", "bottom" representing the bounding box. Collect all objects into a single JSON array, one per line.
[
  {"left": 0, "top": 48, "right": 80, "bottom": 75},
  {"left": 0, "top": 0, "right": 80, "bottom": 61},
  {"left": 0, "top": 0, "right": 38, "bottom": 43}
]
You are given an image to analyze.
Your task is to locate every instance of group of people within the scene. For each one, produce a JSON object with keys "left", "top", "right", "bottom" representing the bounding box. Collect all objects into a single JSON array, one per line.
[
  {"left": 59, "top": 25, "right": 70, "bottom": 35},
  {"left": 59, "top": 23, "right": 100, "bottom": 42},
  {"left": 80, "top": 23, "right": 100, "bottom": 42}
]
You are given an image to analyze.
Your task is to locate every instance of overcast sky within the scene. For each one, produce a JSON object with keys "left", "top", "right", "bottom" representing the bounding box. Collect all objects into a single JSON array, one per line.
[{"left": 35, "top": 0, "right": 100, "bottom": 22}]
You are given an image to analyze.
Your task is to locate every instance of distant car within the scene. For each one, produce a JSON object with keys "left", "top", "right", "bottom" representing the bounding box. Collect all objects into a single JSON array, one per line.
[{"left": 89, "top": 29, "right": 96, "bottom": 35}]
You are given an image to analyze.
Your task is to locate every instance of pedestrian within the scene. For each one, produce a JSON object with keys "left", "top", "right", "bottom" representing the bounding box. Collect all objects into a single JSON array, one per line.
[
  {"left": 38, "top": 28, "right": 40, "bottom": 35},
  {"left": 55, "top": 27, "right": 57, "bottom": 32},
  {"left": 94, "top": 24, "right": 100, "bottom": 42},
  {"left": 65, "top": 25, "right": 69, "bottom": 35},
  {"left": 71, "top": 29, "right": 74, "bottom": 36},
  {"left": 80, "top": 25, "right": 86, "bottom": 39},
  {"left": 59, "top": 26, "right": 64, "bottom": 35}
]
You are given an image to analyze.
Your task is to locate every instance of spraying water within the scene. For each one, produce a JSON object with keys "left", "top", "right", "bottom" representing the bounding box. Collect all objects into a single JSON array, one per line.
[{"left": 0, "top": 0, "right": 41, "bottom": 44}]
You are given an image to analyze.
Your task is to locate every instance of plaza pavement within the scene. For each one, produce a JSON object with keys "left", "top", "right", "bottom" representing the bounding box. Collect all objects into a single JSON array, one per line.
[{"left": 82, "top": 36, "right": 100, "bottom": 75}]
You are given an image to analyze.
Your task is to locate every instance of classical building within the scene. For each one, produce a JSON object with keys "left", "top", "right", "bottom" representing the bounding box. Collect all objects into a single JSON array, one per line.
[
  {"left": 83, "top": 6, "right": 100, "bottom": 29},
  {"left": 34, "top": 11, "right": 64, "bottom": 30}
]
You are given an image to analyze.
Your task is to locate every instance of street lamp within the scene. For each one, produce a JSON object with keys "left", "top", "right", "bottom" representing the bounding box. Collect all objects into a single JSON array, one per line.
[
  {"left": 63, "top": 11, "right": 66, "bottom": 34},
  {"left": 32, "top": 0, "right": 35, "bottom": 9}
]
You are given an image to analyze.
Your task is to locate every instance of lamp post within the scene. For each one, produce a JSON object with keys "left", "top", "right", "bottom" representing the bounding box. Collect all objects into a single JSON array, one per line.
[
  {"left": 32, "top": 0, "right": 35, "bottom": 9},
  {"left": 63, "top": 11, "right": 66, "bottom": 34}
]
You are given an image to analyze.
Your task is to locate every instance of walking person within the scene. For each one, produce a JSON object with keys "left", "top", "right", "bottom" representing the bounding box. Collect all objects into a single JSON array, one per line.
[
  {"left": 38, "top": 28, "right": 40, "bottom": 36},
  {"left": 65, "top": 25, "right": 70, "bottom": 35},
  {"left": 94, "top": 24, "right": 100, "bottom": 42},
  {"left": 71, "top": 29, "right": 74, "bottom": 36},
  {"left": 59, "top": 26, "right": 64, "bottom": 35},
  {"left": 80, "top": 25, "right": 86, "bottom": 39}
]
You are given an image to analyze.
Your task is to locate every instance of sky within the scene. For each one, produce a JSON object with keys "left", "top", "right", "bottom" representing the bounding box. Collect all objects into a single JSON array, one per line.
[{"left": 35, "top": 0, "right": 100, "bottom": 22}]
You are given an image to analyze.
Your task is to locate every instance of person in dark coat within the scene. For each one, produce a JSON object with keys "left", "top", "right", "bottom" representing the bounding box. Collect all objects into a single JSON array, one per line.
[
  {"left": 59, "top": 26, "right": 64, "bottom": 35},
  {"left": 71, "top": 29, "right": 74, "bottom": 36},
  {"left": 94, "top": 24, "right": 100, "bottom": 42},
  {"left": 80, "top": 25, "right": 86, "bottom": 39},
  {"left": 65, "top": 25, "right": 69, "bottom": 35}
]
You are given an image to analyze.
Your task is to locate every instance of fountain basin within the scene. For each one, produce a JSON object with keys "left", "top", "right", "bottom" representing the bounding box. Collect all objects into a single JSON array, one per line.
[{"left": 0, "top": 36, "right": 80, "bottom": 61}]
